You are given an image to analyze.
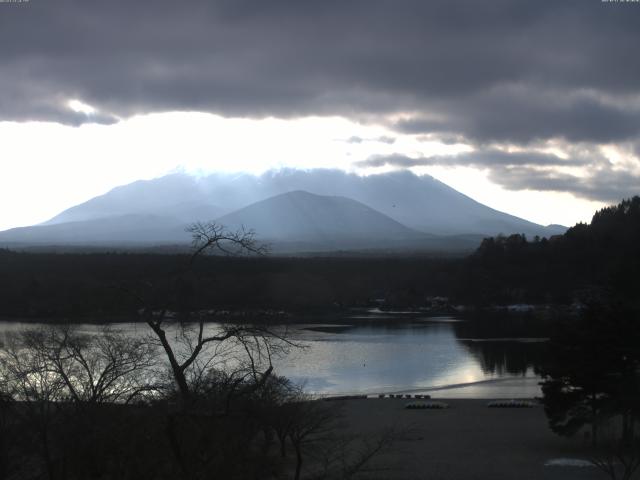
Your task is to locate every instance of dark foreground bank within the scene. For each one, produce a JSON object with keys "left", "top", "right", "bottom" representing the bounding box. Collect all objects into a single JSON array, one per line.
[{"left": 337, "top": 398, "right": 606, "bottom": 480}]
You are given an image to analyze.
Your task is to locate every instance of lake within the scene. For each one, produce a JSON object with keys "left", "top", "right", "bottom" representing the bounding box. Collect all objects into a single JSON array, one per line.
[
  {"left": 0, "top": 312, "right": 547, "bottom": 399},
  {"left": 278, "top": 312, "right": 545, "bottom": 398}
]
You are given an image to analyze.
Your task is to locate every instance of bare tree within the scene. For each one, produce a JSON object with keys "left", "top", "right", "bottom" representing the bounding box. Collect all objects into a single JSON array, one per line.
[
  {"left": 0, "top": 325, "right": 161, "bottom": 479},
  {"left": 109, "top": 222, "right": 299, "bottom": 479},
  {"left": 186, "top": 221, "right": 268, "bottom": 264},
  {"left": 19, "top": 325, "right": 159, "bottom": 405},
  {"left": 136, "top": 222, "right": 289, "bottom": 405},
  {"left": 288, "top": 399, "right": 341, "bottom": 480},
  {"left": 0, "top": 387, "right": 12, "bottom": 480},
  {"left": 144, "top": 312, "right": 290, "bottom": 404},
  {"left": 0, "top": 331, "right": 67, "bottom": 480},
  {"left": 589, "top": 418, "right": 640, "bottom": 480}
]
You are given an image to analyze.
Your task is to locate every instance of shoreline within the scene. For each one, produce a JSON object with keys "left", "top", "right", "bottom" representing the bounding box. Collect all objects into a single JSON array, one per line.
[
  {"left": 0, "top": 302, "right": 571, "bottom": 325},
  {"left": 315, "top": 375, "right": 543, "bottom": 400}
]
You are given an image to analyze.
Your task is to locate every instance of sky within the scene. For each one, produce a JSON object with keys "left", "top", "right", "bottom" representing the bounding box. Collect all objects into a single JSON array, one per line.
[{"left": 1, "top": 0, "right": 639, "bottom": 231}]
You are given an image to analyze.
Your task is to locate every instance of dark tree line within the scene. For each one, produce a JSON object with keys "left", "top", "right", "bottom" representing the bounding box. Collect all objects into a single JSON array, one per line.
[
  {"left": 469, "top": 197, "right": 640, "bottom": 477},
  {"left": 470, "top": 196, "right": 640, "bottom": 307},
  {"left": 538, "top": 301, "right": 640, "bottom": 480},
  {"left": 0, "top": 250, "right": 465, "bottom": 320},
  {"left": 470, "top": 197, "right": 640, "bottom": 478},
  {"left": 540, "top": 303, "right": 640, "bottom": 442},
  {"left": 2, "top": 197, "right": 638, "bottom": 320}
]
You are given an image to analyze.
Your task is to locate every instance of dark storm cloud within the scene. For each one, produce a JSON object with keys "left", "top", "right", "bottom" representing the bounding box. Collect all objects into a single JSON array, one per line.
[
  {"left": 488, "top": 166, "right": 640, "bottom": 203},
  {"left": 393, "top": 91, "right": 640, "bottom": 144},
  {"left": 1, "top": 0, "right": 640, "bottom": 147},
  {"left": 358, "top": 149, "right": 640, "bottom": 202},
  {"left": 358, "top": 150, "right": 590, "bottom": 169}
]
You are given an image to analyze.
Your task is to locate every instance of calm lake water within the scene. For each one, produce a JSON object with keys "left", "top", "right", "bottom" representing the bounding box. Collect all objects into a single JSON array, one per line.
[
  {"left": 0, "top": 312, "right": 547, "bottom": 399},
  {"left": 279, "top": 315, "right": 545, "bottom": 398}
]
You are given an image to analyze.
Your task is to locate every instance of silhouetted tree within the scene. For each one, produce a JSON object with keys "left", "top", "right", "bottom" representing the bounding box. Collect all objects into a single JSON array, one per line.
[
  {"left": 0, "top": 382, "right": 15, "bottom": 480},
  {"left": 589, "top": 418, "right": 640, "bottom": 480},
  {"left": 1, "top": 331, "right": 68, "bottom": 479},
  {"left": 124, "top": 222, "right": 299, "bottom": 479},
  {"left": 0, "top": 325, "right": 162, "bottom": 480},
  {"left": 540, "top": 302, "right": 640, "bottom": 447},
  {"left": 22, "top": 325, "right": 159, "bottom": 404},
  {"left": 127, "top": 222, "right": 288, "bottom": 404}
]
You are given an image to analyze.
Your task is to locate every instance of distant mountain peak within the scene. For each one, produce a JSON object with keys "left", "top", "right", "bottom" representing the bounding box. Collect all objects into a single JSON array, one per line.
[
  {"left": 0, "top": 168, "right": 567, "bottom": 252},
  {"left": 216, "top": 189, "right": 423, "bottom": 244}
]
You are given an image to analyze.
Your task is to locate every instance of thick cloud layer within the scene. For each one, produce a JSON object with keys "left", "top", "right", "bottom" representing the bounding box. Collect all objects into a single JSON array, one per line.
[
  {"left": 2, "top": 0, "right": 640, "bottom": 143},
  {"left": 2, "top": 0, "right": 639, "bottom": 202},
  {"left": 359, "top": 150, "right": 591, "bottom": 169},
  {"left": 487, "top": 165, "right": 640, "bottom": 203},
  {"left": 359, "top": 150, "right": 639, "bottom": 203}
]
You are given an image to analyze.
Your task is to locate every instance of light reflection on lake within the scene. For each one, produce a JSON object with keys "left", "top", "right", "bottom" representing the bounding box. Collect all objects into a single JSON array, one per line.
[
  {"left": 280, "top": 321, "right": 541, "bottom": 398},
  {"left": 0, "top": 316, "right": 545, "bottom": 398}
]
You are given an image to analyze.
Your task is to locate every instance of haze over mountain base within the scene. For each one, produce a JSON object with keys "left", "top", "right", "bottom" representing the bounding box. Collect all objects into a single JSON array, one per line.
[{"left": 0, "top": 169, "right": 566, "bottom": 253}]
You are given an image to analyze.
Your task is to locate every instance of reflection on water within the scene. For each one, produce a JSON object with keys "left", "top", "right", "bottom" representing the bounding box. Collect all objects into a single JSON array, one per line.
[
  {"left": 0, "top": 313, "right": 548, "bottom": 398},
  {"left": 279, "top": 323, "right": 489, "bottom": 395},
  {"left": 458, "top": 339, "right": 547, "bottom": 377},
  {"left": 451, "top": 311, "right": 549, "bottom": 378},
  {"left": 278, "top": 315, "right": 547, "bottom": 397}
]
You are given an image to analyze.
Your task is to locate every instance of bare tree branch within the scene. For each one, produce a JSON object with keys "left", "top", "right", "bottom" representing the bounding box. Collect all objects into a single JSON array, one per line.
[{"left": 186, "top": 222, "right": 268, "bottom": 265}]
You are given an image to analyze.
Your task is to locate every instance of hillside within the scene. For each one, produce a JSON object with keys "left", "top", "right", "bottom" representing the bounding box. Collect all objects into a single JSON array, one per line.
[
  {"left": 216, "top": 190, "right": 427, "bottom": 249},
  {"left": 0, "top": 169, "right": 567, "bottom": 252},
  {"left": 40, "top": 169, "right": 564, "bottom": 237},
  {"left": 0, "top": 214, "right": 189, "bottom": 245}
]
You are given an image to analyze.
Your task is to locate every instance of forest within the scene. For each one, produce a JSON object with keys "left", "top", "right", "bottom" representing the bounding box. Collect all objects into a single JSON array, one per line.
[{"left": 1, "top": 197, "right": 638, "bottom": 321}]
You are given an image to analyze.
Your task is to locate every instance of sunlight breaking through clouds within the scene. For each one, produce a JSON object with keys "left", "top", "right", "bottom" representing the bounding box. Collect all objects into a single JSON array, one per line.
[
  {"left": 67, "top": 99, "right": 97, "bottom": 115},
  {"left": 0, "top": 110, "right": 616, "bottom": 231}
]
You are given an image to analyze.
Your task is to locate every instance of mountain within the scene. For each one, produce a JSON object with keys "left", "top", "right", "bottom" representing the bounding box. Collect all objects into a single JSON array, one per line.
[
  {"left": 233, "top": 169, "right": 563, "bottom": 237},
  {"left": 0, "top": 169, "right": 566, "bottom": 252},
  {"left": 0, "top": 192, "right": 431, "bottom": 251},
  {"left": 45, "top": 175, "right": 225, "bottom": 225},
  {"left": 41, "top": 169, "right": 564, "bottom": 236},
  {"left": 0, "top": 214, "right": 189, "bottom": 245},
  {"left": 216, "top": 190, "right": 427, "bottom": 250}
]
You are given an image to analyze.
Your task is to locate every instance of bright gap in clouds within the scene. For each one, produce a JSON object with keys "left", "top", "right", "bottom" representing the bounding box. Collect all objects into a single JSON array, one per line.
[
  {"left": 0, "top": 112, "right": 601, "bottom": 232},
  {"left": 67, "top": 99, "right": 97, "bottom": 115}
]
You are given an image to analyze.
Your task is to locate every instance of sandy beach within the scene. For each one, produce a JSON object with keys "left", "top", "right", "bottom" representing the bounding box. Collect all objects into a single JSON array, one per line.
[{"left": 335, "top": 398, "right": 606, "bottom": 480}]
